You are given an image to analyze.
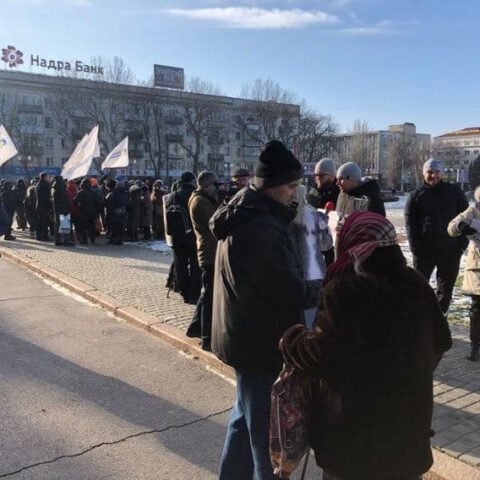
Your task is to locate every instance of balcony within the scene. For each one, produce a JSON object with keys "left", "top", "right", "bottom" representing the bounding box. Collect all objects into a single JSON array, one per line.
[
  {"left": 19, "top": 104, "right": 43, "bottom": 114},
  {"left": 208, "top": 153, "right": 225, "bottom": 163},
  {"left": 165, "top": 116, "right": 184, "bottom": 126},
  {"left": 208, "top": 135, "right": 225, "bottom": 145},
  {"left": 166, "top": 134, "right": 184, "bottom": 144},
  {"left": 23, "top": 146, "right": 44, "bottom": 156}
]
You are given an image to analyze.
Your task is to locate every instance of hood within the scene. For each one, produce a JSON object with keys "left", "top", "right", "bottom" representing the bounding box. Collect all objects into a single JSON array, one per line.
[
  {"left": 80, "top": 178, "right": 91, "bottom": 190},
  {"left": 348, "top": 178, "right": 381, "bottom": 198},
  {"left": 210, "top": 187, "right": 296, "bottom": 241}
]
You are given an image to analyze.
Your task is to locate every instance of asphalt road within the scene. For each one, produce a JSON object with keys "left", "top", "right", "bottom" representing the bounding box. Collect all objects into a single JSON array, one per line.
[
  {"left": 0, "top": 258, "right": 238, "bottom": 480},
  {"left": 0, "top": 257, "right": 447, "bottom": 480}
]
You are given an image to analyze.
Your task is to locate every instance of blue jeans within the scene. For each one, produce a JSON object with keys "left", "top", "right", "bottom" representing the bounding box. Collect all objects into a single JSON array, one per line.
[{"left": 219, "top": 369, "right": 279, "bottom": 480}]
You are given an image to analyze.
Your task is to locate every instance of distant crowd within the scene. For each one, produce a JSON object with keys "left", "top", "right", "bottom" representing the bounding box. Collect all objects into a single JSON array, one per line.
[{"left": 0, "top": 174, "right": 169, "bottom": 246}]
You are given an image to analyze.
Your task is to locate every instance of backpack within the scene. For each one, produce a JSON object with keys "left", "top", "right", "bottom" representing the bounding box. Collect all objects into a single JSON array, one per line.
[{"left": 165, "top": 192, "right": 195, "bottom": 247}]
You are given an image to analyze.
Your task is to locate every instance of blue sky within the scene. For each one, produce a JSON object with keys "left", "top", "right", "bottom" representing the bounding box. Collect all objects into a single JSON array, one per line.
[{"left": 2, "top": 0, "right": 478, "bottom": 137}]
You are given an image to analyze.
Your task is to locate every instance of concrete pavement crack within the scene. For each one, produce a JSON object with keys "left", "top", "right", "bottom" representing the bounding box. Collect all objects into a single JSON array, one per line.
[{"left": 0, "top": 406, "right": 233, "bottom": 478}]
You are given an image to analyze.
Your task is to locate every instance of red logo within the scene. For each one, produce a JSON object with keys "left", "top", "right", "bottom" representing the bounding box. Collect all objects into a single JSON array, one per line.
[{"left": 1, "top": 45, "right": 24, "bottom": 68}]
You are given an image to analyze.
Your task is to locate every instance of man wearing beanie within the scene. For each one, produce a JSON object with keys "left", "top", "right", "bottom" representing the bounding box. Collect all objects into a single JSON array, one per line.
[
  {"left": 307, "top": 157, "right": 340, "bottom": 209},
  {"left": 336, "top": 161, "right": 385, "bottom": 218},
  {"left": 164, "top": 171, "right": 201, "bottom": 304},
  {"left": 186, "top": 171, "right": 220, "bottom": 350},
  {"left": 210, "top": 140, "right": 321, "bottom": 479},
  {"left": 405, "top": 158, "right": 468, "bottom": 315}
]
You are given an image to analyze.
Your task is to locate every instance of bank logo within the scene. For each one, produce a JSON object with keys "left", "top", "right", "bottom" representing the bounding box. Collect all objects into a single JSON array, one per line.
[{"left": 1, "top": 45, "right": 24, "bottom": 68}]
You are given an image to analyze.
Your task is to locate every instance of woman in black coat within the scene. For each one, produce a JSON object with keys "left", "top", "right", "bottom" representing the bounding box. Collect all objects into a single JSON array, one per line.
[
  {"left": 281, "top": 212, "right": 452, "bottom": 480},
  {"left": 51, "top": 175, "right": 73, "bottom": 246},
  {"left": 105, "top": 180, "right": 127, "bottom": 245}
]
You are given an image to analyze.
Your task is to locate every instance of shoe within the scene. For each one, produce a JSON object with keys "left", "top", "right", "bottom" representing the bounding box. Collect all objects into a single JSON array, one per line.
[
  {"left": 4, "top": 235, "right": 16, "bottom": 240},
  {"left": 201, "top": 341, "right": 212, "bottom": 352},
  {"left": 467, "top": 344, "right": 480, "bottom": 361}
]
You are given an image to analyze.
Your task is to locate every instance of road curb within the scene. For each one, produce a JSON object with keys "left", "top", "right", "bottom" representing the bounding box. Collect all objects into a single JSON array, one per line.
[
  {"left": 0, "top": 244, "right": 234, "bottom": 379},
  {"left": 0, "top": 244, "right": 474, "bottom": 479}
]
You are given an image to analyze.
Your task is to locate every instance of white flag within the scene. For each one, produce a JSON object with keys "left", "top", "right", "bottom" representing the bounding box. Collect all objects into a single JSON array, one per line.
[
  {"left": 102, "top": 137, "right": 129, "bottom": 169},
  {"left": 61, "top": 125, "right": 99, "bottom": 180},
  {"left": 0, "top": 125, "right": 18, "bottom": 167}
]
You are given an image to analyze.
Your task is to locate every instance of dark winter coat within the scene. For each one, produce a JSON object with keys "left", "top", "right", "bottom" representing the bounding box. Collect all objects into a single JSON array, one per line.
[
  {"left": 24, "top": 185, "right": 37, "bottom": 217},
  {"left": 188, "top": 189, "right": 219, "bottom": 268},
  {"left": 140, "top": 188, "right": 153, "bottom": 227},
  {"left": 66, "top": 182, "right": 80, "bottom": 218},
  {"left": 74, "top": 180, "right": 99, "bottom": 219},
  {"left": 336, "top": 179, "right": 385, "bottom": 217},
  {"left": 51, "top": 177, "right": 70, "bottom": 216},
  {"left": 12, "top": 180, "right": 27, "bottom": 210},
  {"left": 0, "top": 200, "right": 9, "bottom": 236},
  {"left": 151, "top": 188, "right": 165, "bottom": 237},
  {"left": 0, "top": 183, "right": 15, "bottom": 214},
  {"left": 127, "top": 186, "right": 142, "bottom": 230},
  {"left": 405, "top": 181, "right": 469, "bottom": 255},
  {"left": 36, "top": 179, "right": 51, "bottom": 212},
  {"left": 281, "top": 261, "right": 452, "bottom": 479},
  {"left": 105, "top": 185, "right": 127, "bottom": 225},
  {"left": 307, "top": 179, "right": 340, "bottom": 209},
  {"left": 210, "top": 187, "right": 321, "bottom": 373}
]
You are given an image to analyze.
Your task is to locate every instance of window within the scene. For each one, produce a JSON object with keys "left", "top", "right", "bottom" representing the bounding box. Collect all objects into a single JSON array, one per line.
[
  {"left": 64, "top": 119, "right": 68, "bottom": 129},
  {"left": 46, "top": 157, "right": 53, "bottom": 166},
  {"left": 235, "top": 131, "right": 241, "bottom": 141},
  {"left": 474, "top": 150, "right": 479, "bottom": 155},
  {"left": 45, "top": 137, "right": 54, "bottom": 148},
  {"left": 224, "top": 147, "right": 230, "bottom": 156},
  {"left": 61, "top": 138, "right": 67, "bottom": 149},
  {"left": 236, "top": 147, "right": 241, "bottom": 157},
  {"left": 45, "top": 117, "right": 53, "bottom": 129},
  {"left": 61, "top": 157, "right": 68, "bottom": 165}
]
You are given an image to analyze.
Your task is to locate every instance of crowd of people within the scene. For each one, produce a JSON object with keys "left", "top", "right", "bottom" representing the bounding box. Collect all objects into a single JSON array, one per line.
[
  {"left": 2, "top": 139, "right": 479, "bottom": 479},
  {"left": 0, "top": 174, "right": 167, "bottom": 246}
]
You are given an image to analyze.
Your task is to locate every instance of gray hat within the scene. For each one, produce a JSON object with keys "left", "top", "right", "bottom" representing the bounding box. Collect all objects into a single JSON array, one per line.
[
  {"left": 337, "top": 162, "right": 362, "bottom": 182},
  {"left": 423, "top": 158, "right": 443, "bottom": 174},
  {"left": 314, "top": 158, "right": 336, "bottom": 177},
  {"left": 197, "top": 171, "right": 218, "bottom": 189}
]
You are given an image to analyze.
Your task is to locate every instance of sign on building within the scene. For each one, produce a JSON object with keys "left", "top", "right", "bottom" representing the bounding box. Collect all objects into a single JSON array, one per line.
[{"left": 154, "top": 64, "right": 184, "bottom": 90}]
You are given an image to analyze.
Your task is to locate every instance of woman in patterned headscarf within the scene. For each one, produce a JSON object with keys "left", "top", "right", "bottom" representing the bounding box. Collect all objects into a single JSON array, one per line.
[{"left": 280, "top": 211, "right": 452, "bottom": 480}]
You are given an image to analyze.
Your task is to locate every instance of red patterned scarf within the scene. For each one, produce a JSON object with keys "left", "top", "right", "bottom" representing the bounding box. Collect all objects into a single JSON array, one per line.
[{"left": 325, "top": 211, "right": 398, "bottom": 284}]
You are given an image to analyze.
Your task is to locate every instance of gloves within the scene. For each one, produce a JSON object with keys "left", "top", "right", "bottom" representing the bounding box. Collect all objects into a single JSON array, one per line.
[{"left": 458, "top": 221, "right": 477, "bottom": 236}]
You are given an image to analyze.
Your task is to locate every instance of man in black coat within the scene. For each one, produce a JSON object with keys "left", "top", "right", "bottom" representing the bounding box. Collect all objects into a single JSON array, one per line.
[
  {"left": 165, "top": 171, "right": 201, "bottom": 304},
  {"left": 336, "top": 162, "right": 385, "bottom": 217},
  {"left": 307, "top": 158, "right": 340, "bottom": 210},
  {"left": 74, "top": 178, "right": 99, "bottom": 245},
  {"left": 51, "top": 175, "right": 73, "bottom": 246},
  {"left": 105, "top": 179, "right": 127, "bottom": 245},
  {"left": 211, "top": 140, "right": 321, "bottom": 480},
  {"left": 35, "top": 172, "right": 51, "bottom": 241},
  {"left": 0, "top": 180, "right": 16, "bottom": 240},
  {"left": 405, "top": 158, "right": 468, "bottom": 314}
]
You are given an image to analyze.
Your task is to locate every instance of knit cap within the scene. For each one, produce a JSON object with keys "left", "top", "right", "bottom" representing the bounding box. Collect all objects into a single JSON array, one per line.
[
  {"left": 337, "top": 162, "right": 362, "bottom": 182},
  {"left": 314, "top": 158, "right": 336, "bottom": 177},
  {"left": 253, "top": 140, "right": 303, "bottom": 189},
  {"left": 423, "top": 158, "right": 444, "bottom": 174},
  {"left": 197, "top": 171, "right": 218, "bottom": 189}
]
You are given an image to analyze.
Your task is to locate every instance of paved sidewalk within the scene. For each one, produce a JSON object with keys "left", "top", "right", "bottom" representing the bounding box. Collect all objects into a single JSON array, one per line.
[{"left": 2, "top": 231, "right": 480, "bottom": 477}]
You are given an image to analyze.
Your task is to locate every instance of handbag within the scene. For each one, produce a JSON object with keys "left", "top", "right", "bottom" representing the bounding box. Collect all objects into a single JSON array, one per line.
[
  {"left": 270, "top": 366, "right": 312, "bottom": 479},
  {"left": 59, "top": 214, "right": 71, "bottom": 234}
]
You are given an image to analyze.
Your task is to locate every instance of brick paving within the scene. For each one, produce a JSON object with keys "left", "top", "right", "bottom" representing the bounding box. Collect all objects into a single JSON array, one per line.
[{"left": 2, "top": 227, "right": 480, "bottom": 472}]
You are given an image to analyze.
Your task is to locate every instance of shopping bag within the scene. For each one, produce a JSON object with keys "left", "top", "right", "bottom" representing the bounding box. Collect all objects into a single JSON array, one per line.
[
  {"left": 59, "top": 214, "right": 71, "bottom": 234},
  {"left": 270, "top": 367, "right": 311, "bottom": 479}
]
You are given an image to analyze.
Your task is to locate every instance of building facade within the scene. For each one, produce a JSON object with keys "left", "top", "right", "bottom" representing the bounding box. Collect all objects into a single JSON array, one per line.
[
  {"left": 0, "top": 70, "right": 299, "bottom": 180},
  {"left": 433, "top": 127, "right": 480, "bottom": 183},
  {"left": 330, "top": 123, "right": 431, "bottom": 187}
]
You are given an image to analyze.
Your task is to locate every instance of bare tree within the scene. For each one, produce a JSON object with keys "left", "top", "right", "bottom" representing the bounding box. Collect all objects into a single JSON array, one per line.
[
  {"left": 296, "top": 105, "right": 338, "bottom": 164},
  {"left": 348, "top": 120, "right": 377, "bottom": 174},
  {"left": 175, "top": 76, "right": 223, "bottom": 174},
  {"left": 238, "top": 78, "right": 300, "bottom": 148}
]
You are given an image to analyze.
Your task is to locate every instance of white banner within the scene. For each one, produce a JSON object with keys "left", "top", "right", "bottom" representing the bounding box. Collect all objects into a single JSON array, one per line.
[
  {"left": 0, "top": 124, "right": 18, "bottom": 167},
  {"left": 102, "top": 136, "right": 129, "bottom": 169},
  {"left": 61, "top": 125, "right": 99, "bottom": 180}
]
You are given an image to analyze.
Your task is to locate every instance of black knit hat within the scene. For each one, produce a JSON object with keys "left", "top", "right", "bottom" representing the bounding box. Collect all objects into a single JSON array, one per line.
[{"left": 253, "top": 140, "right": 302, "bottom": 189}]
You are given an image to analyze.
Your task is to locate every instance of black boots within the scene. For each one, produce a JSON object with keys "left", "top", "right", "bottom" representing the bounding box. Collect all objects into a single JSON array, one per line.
[{"left": 468, "top": 344, "right": 480, "bottom": 361}]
